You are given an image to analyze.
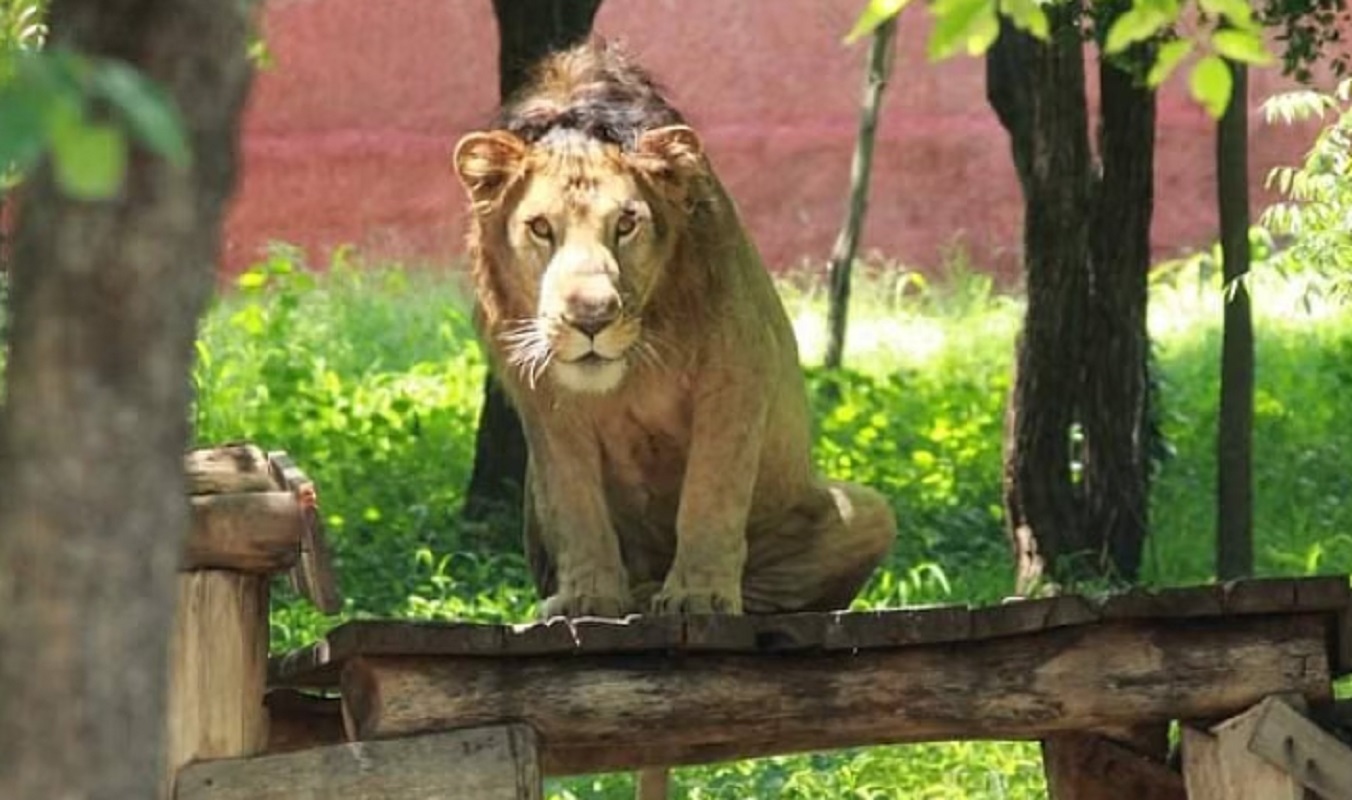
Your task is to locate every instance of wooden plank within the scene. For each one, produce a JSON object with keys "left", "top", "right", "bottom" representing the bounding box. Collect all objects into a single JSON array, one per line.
[
  {"left": 1247, "top": 695, "right": 1352, "bottom": 799},
  {"left": 185, "top": 444, "right": 276, "bottom": 495},
  {"left": 165, "top": 571, "right": 270, "bottom": 799},
  {"left": 339, "top": 615, "right": 1332, "bottom": 776},
  {"left": 1182, "top": 698, "right": 1306, "bottom": 800},
  {"left": 268, "top": 577, "right": 1351, "bottom": 689},
  {"left": 269, "top": 451, "right": 342, "bottom": 613},
  {"left": 1043, "top": 733, "right": 1185, "bottom": 800},
  {"left": 177, "top": 724, "right": 541, "bottom": 800},
  {"left": 971, "top": 595, "right": 1099, "bottom": 640},
  {"left": 184, "top": 492, "right": 304, "bottom": 573}
]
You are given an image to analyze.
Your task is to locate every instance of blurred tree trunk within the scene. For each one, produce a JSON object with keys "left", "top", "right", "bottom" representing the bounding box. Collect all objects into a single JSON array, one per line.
[
  {"left": 824, "top": 18, "right": 896, "bottom": 370},
  {"left": 1216, "top": 59, "right": 1253, "bottom": 580},
  {"left": 988, "top": 9, "right": 1093, "bottom": 593},
  {"left": 987, "top": 11, "right": 1156, "bottom": 593},
  {"left": 0, "top": 0, "right": 253, "bottom": 797},
  {"left": 1083, "top": 51, "right": 1156, "bottom": 583},
  {"left": 463, "top": 0, "right": 603, "bottom": 532}
]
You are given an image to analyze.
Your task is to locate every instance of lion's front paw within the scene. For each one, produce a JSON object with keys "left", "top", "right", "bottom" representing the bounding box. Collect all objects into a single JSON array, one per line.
[
  {"left": 540, "top": 591, "right": 631, "bottom": 619},
  {"left": 650, "top": 581, "right": 743, "bottom": 615}
]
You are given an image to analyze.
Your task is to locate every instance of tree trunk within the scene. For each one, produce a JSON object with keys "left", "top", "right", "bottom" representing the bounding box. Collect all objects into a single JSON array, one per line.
[
  {"left": 463, "top": 0, "right": 603, "bottom": 533},
  {"left": 1216, "top": 60, "right": 1253, "bottom": 580},
  {"left": 824, "top": 18, "right": 896, "bottom": 370},
  {"left": 1082, "top": 55, "right": 1156, "bottom": 583},
  {"left": 0, "top": 1, "right": 253, "bottom": 797},
  {"left": 988, "top": 9, "right": 1094, "bottom": 593}
]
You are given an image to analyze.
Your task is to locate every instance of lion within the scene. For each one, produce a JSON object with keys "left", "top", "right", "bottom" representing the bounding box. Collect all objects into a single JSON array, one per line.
[{"left": 453, "top": 42, "right": 896, "bottom": 617}]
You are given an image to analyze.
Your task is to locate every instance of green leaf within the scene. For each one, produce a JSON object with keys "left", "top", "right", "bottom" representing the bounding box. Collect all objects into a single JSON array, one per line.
[
  {"left": 965, "top": 5, "right": 1000, "bottom": 54},
  {"left": 51, "top": 119, "right": 127, "bottom": 200},
  {"left": 0, "top": 84, "right": 48, "bottom": 169},
  {"left": 846, "top": 0, "right": 911, "bottom": 43},
  {"left": 928, "top": 0, "right": 996, "bottom": 59},
  {"left": 92, "top": 60, "right": 189, "bottom": 166},
  {"left": 1189, "top": 55, "right": 1234, "bottom": 119},
  {"left": 1211, "top": 29, "right": 1275, "bottom": 66},
  {"left": 1000, "top": 0, "right": 1049, "bottom": 39},
  {"left": 1104, "top": 6, "right": 1171, "bottom": 54},
  {"left": 1147, "top": 39, "right": 1194, "bottom": 87},
  {"left": 1199, "top": 0, "right": 1258, "bottom": 30}
]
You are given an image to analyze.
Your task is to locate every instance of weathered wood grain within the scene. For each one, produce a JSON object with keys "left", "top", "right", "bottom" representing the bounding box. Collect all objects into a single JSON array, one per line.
[
  {"left": 1182, "top": 697, "right": 1307, "bottom": 800},
  {"left": 184, "top": 492, "right": 304, "bottom": 573},
  {"left": 185, "top": 444, "right": 276, "bottom": 495},
  {"left": 1246, "top": 695, "right": 1352, "bottom": 800},
  {"left": 339, "top": 615, "right": 1332, "bottom": 776},
  {"left": 177, "top": 724, "right": 541, "bottom": 800},
  {"left": 166, "top": 571, "right": 270, "bottom": 798},
  {"left": 269, "top": 451, "right": 342, "bottom": 613}
]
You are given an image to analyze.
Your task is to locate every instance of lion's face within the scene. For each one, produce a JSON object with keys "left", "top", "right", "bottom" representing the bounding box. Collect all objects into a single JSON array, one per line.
[{"left": 455, "top": 126, "right": 703, "bottom": 394}]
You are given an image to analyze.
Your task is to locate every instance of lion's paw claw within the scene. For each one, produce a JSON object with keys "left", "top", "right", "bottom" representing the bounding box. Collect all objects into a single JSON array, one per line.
[
  {"left": 541, "top": 592, "right": 630, "bottom": 619},
  {"left": 650, "top": 586, "right": 742, "bottom": 615}
]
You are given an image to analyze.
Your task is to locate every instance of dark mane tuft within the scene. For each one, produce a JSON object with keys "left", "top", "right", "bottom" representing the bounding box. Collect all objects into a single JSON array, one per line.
[{"left": 494, "top": 41, "right": 685, "bottom": 151}]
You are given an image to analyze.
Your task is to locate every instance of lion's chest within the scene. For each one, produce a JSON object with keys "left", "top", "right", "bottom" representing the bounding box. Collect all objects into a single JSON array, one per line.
[{"left": 593, "top": 382, "right": 692, "bottom": 520}]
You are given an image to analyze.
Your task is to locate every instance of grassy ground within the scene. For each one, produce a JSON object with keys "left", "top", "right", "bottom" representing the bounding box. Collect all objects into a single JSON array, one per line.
[{"left": 185, "top": 247, "right": 1352, "bottom": 799}]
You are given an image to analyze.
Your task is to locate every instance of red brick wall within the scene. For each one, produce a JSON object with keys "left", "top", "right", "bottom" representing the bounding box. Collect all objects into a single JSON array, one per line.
[{"left": 223, "top": 0, "right": 1326, "bottom": 278}]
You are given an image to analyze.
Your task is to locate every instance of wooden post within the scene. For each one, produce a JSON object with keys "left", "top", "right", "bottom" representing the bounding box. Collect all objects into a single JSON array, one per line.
[
  {"left": 1182, "top": 696, "right": 1306, "bottom": 800},
  {"left": 164, "top": 570, "right": 271, "bottom": 798},
  {"left": 167, "top": 446, "right": 326, "bottom": 797},
  {"left": 636, "top": 766, "right": 669, "bottom": 800}
]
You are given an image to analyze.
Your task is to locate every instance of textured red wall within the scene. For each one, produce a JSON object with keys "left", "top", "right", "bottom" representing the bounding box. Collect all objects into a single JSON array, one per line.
[{"left": 223, "top": 0, "right": 1325, "bottom": 278}]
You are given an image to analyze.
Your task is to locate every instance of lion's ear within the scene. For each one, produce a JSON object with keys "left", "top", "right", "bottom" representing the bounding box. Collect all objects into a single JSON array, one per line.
[
  {"left": 453, "top": 131, "right": 526, "bottom": 204},
  {"left": 634, "top": 125, "right": 704, "bottom": 179}
]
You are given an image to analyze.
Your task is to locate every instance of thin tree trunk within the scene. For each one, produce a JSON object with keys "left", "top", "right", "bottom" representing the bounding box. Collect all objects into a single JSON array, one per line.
[
  {"left": 463, "top": 0, "right": 603, "bottom": 534},
  {"left": 0, "top": 0, "right": 254, "bottom": 797},
  {"left": 824, "top": 18, "right": 896, "bottom": 370},
  {"left": 1083, "top": 55, "right": 1156, "bottom": 583},
  {"left": 988, "top": 9, "right": 1094, "bottom": 593},
  {"left": 1216, "top": 59, "right": 1253, "bottom": 580}
]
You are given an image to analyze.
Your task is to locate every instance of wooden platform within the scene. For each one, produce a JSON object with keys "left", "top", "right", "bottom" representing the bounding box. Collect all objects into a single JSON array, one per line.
[{"left": 268, "top": 575, "right": 1352, "bottom": 777}]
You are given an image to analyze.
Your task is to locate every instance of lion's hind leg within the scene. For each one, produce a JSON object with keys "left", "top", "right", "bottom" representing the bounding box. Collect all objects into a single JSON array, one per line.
[{"left": 741, "top": 482, "right": 897, "bottom": 614}]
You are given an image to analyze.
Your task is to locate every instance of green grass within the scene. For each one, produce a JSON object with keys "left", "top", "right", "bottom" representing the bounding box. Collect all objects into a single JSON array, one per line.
[{"left": 181, "top": 246, "right": 1352, "bottom": 799}]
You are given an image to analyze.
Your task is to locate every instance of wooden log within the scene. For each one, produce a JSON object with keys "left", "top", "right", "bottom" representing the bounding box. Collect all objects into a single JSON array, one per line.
[
  {"left": 1182, "top": 697, "right": 1307, "bottom": 800},
  {"left": 177, "top": 724, "right": 541, "bottom": 800},
  {"left": 1043, "top": 732, "right": 1184, "bottom": 799},
  {"left": 184, "top": 492, "right": 304, "bottom": 573},
  {"left": 339, "top": 615, "right": 1332, "bottom": 776},
  {"left": 1246, "top": 695, "right": 1352, "bottom": 799},
  {"left": 165, "top": 571, "right": 270, "bottom": 798},
  {"left": 185, "top": 444, "right": 276, "bottom": 495}
]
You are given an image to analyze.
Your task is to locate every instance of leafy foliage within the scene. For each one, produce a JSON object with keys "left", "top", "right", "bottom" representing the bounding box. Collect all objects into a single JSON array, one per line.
[
  {"left": 0, "top": 1, "right": 188, "bottom": 199},
  {"left": 1260, "top": 78, "right": 1352, "bottom": 297}
]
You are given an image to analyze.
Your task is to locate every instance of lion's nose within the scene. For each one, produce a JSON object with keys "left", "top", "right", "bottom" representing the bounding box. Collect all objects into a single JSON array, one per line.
[{"left": 564, "top": 295, "right": 620, "bottom": 338}]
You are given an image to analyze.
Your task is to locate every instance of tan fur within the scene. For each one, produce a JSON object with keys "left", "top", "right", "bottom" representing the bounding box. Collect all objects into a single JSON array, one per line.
[{"left": 453, "top": 45, "right": 896, "bottom": 617}]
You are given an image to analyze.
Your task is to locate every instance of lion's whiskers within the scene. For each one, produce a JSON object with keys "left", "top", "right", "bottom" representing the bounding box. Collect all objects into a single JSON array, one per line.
[{"left": 500, "top": 319, "right": 554, "bottom": 390}]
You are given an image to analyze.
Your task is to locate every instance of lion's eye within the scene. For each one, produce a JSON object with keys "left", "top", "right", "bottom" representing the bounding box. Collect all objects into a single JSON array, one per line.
[
  {"left": 526, "top": 216, "right": 553, "bottom": 241},
  {"left": 615, "top": 211, "right": 638, "bottom": 239}
]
